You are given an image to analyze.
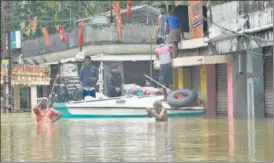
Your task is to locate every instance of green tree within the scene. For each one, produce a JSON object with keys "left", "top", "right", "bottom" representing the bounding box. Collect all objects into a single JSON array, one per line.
[{"left": 2, "top": 0, "right": 161, "bottom": 39}]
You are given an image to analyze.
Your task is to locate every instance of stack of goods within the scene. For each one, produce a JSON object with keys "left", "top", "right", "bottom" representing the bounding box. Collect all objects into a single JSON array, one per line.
[{"left": 122, "top": 84, "right": 162, "bottom": 96}]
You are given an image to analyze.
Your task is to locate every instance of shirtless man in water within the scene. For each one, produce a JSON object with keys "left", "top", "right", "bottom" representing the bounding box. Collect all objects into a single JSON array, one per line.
[
  {"left": 146, "top": 100, "right": 168, "bottom": 122},
  {"left": 33, "top": 98, "right": 61, "bottom": 123}
]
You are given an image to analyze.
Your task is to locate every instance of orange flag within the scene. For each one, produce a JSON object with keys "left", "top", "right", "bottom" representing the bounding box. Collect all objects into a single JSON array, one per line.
[
  {"left": 113, "top": 1, "right": 123, "bottom": 39},
  {"left": 41, "top": 27, "right": 51, "bottom": 46}
]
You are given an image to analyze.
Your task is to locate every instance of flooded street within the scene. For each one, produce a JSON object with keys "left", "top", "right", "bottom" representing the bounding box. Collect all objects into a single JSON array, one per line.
[{"left": 1, "top": 113, "right": 273, "bottom": 162}]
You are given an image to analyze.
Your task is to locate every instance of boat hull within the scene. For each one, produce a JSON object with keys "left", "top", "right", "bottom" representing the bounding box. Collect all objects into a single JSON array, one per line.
[{"left": 53, "top": 102, "right": 206, "bottom": 118}]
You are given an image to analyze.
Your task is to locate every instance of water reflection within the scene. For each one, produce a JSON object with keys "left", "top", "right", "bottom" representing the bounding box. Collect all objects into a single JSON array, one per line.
[{"left": 1, "top": 113, "right": 273, "bottom": 162}]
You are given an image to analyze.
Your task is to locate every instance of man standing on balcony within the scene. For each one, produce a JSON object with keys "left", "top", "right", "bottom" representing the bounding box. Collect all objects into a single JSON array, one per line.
[
  {"left": 164, "top": 9, "right": 183, "bottom": 58},
  {"left": 80, "top": 56, "right": 98, "bottom": 99},
  {"left": 155, "top": 4, "right": 168, "bottom": 42}
]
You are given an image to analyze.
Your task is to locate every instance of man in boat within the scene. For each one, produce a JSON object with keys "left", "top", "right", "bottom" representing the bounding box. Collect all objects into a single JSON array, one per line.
[
  {"left": 155, "top": 4, "right": 168, "bottom": 42},
  {"left": 80, "top": 56, "right": 99, "bottom": 99},
  {"left": 155, "top": 37, "right": 173, "bottom": 101},
  {"left": 146, "top": 100, "right": 168, "bottom": 122},
  {"left": 106, "top": 64, "right": 123, "bottom": 97},
  {"left": 33, "top": 98, "right": 62, "bottom": 123}
]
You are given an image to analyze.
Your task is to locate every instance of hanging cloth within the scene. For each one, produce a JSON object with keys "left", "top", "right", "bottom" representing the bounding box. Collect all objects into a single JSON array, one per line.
[
  {"left": 113, "top": 1, "right": 123, "bottom": 39},
  {"left": 126, "top": 0, "right": 132, "bottom": 18},
  {"left": 41, "top": 27, "right": 51, "bottom": 46},
  {"left": 78, "top": 22, "right": 84, "bottom": 51},
  {"left": 56, "top": 25, "right": 67, "bottom": 43}
]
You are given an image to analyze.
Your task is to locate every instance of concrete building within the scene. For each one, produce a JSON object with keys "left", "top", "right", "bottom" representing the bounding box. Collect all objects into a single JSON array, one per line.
[
  {"left": 173, "top": 1, "right": 273, "bottom": 118},
  {"left": 18, "top": 5, "right": 160, "bottom": 97},
  {"left": 13, "top": 2, "right": 273, "bottom": 118}
]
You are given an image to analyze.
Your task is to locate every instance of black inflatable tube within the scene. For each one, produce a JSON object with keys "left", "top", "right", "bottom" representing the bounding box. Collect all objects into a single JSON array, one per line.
[{"left": 167, "top": 89, "right": 198, "bottom": 108}]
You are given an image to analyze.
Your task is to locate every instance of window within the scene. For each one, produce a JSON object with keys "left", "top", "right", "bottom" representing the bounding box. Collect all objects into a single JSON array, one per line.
[{"left": 171, "top": 4, "right": 208, "bottom": 38}]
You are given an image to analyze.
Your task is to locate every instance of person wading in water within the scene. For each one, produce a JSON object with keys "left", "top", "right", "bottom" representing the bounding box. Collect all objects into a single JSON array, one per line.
[
  {"left": 146, "top": 100, "right": 168, "bottom": 122},
  {"left": 33, "top": 98, "right": 61, "bottom": 123}
]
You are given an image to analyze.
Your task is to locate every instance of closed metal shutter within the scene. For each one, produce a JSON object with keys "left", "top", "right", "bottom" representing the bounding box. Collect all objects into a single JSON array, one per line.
[
  {"left": 216, "top": 64, "right": 228, "bottom": 115},
  {"left": 264, "top": 56, "right": 273, "bottom": 117},
  {"left": 190, "top": 66, "right": 200, "bottom": 94}
]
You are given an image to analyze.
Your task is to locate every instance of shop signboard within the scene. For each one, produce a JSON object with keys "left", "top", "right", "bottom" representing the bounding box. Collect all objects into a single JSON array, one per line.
[{"left": 188, "top": 1, "right": 203, "bottom": 38}]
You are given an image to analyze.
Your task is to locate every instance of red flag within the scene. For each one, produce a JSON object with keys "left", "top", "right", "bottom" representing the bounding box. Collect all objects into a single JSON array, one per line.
[
  {"left": 56, "top": 25, "right": 67, "bottom": 43},
  {"left": 126, "top": 0, "right": 132, "bottom": 18},
  {"left": 78, "top": 22, "right": 84, "bottom": 51}
]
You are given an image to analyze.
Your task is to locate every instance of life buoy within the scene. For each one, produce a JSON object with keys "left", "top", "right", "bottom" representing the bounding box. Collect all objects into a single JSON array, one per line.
[{"left": 167, "top": 89, "right": 198, "bottom": 108}]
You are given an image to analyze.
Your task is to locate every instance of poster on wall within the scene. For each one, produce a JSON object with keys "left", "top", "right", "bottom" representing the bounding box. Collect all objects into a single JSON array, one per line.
[
  {"left": 188, "top": 1, "right": 203, "bottom": 38},
  {"left": 60, "top": 63, "right": 80, "bottom": 100},
  {"left": 61, "top": 63, "right": 78, "bottom": 77},
  {"left": 1, "top": 59, "right": 9, "bottom": 75}
]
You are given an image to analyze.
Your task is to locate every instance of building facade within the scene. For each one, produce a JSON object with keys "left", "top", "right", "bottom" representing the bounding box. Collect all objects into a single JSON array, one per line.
[
  {"left": 1, "top": 64, "right": 50, "bottom": 111},
  {"left": 173, "top": 1, "right": 273, "bottom": 118}
]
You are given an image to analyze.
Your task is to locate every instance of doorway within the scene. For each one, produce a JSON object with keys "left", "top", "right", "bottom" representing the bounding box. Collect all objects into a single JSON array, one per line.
[{"left": 20, "top": 87, "right": 31, "bottom": 110}]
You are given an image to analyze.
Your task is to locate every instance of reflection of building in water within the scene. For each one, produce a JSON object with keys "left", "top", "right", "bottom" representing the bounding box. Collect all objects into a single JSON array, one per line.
[
  {"left": 154, "top": 122, "right": 175, "bottom": 162},
  {"left": 66, "top": 120, "right": 86, "bottom": 161},
  {"left": 172, "top": 119, "right": 210, "bottom": 161}
]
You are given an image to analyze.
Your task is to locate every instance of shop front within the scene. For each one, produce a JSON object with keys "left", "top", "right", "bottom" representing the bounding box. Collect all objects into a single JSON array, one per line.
[
  {"left": 172, "top": 54, "right": 232, "bottom": 115},
  {"left": 1, "top": 64, "right": 50, "bottom": 111}
]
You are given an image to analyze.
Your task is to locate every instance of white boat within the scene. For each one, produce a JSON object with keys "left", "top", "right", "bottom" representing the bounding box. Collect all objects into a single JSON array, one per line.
[
  {"left": 51, "top": 55, "right": 205, "bottom": 118},
  {"left": 52, "top": 93, "right": 206, "bottom": 118}
]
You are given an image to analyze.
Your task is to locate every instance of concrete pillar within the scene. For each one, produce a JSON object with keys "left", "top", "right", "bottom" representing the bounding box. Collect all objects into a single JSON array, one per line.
[
  {"left": 232, "top": 53, "right": 247, "bottom": 117},
  {"left": 30, "top": 86, "right": 37, "bottom": 114},
  {"left": 206, "top": 65, "right": 216, "bottom": 117},
  {"left": 227, "top": 63, "right": 234, "bottom": 118},
  {"left": 13, "top": 86, "right": 20, "bottom": 111},
  {"left": 246, "top": 48, "right": 265, "bottom": 118},
  {"left": 173, "top": 68, "right": 178, "bottom": 90},
  {"left": 200, "top": 65, "right": 208, "bottom": 109},
  {"left": 177, "top": 67, "right": 184, "bottom": 89}
]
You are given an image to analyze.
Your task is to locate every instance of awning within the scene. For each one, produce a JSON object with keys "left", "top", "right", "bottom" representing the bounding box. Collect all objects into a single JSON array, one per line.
[{"left": 22, "top": 44, "right": 155, "bottom": 65}]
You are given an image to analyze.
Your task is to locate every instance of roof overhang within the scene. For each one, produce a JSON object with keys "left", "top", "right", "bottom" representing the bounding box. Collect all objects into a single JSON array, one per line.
[
  {"left": 23, "top": 44, "right": 156, "bottom": 65},
  {"left": 173, "top": 54, "right": 232, "bottom": 67},
  {"left": 40, "top": 54, "right": 156, "bottom": 66}
]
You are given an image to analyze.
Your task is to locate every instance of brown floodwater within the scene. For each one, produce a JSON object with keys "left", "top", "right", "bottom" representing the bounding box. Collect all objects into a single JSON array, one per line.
[{"left": 1, "top": 113, "right": 273, "bottom": 162}]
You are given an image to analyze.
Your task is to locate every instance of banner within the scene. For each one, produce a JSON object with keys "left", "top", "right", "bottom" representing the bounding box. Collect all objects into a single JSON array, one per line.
[
  {"left": 188, "top": 1, "right": 203, "bottom": 38},
  {"left": 1, "top": 59, "right": 9, "bottom": 75},
  {"left": 5, "top": 31, "right": 21, "bottom": 50}
]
